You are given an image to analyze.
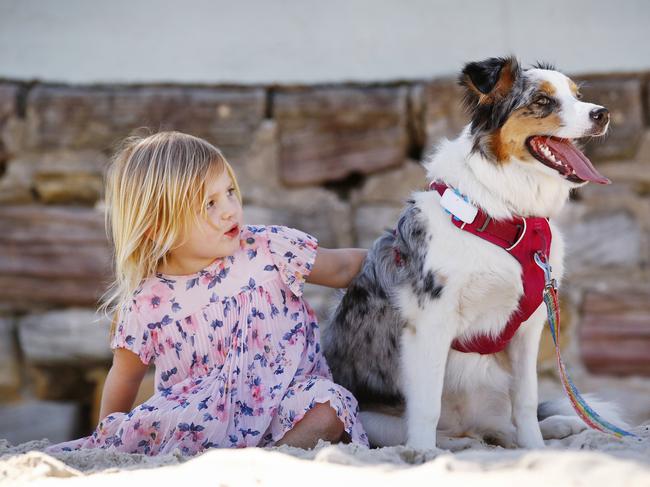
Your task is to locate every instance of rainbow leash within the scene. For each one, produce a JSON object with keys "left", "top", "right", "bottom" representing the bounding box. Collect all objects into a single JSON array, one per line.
[{"left": 533, "top": 252, "right": 639, "bottom": 440}]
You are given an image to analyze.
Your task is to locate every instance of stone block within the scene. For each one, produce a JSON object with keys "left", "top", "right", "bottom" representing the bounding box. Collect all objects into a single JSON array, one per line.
[
  {"left": 419, "top": 79, "right": 468, "bottom": 151},
  {"left": 232, "top": 120, "right": 282, "bottom": 196},
  {"left": 0, "top": 400, "right": 80, "bottom": 444},
  {"left": 597, "top": 160, "right": 650, "bottom": 197},
  {"left": 354, "top": 205, "right": 403, "bottom": 249},
  {"left": 245, "top": 196, "right": 353, "bottom": 249},
  {"left": 110, "top": 87, "right": 266, "bottom": 159},
  {"left": 0, "top": 83, "right": 20, "bottom": 161},
  {"left": 240, "top": 121, "right": 355, "bottom": 249},
  {"left": 26, "top": 364, "right": 96, "bottom": 402},
  {"left": 35, "top": 173, "right": 104, "bottom": 204},
  {"left": 577, "top": 78, "right": 644, "bottom": 161},
  {"left": 351, "top": 159, "right": 427, "bottom": 206},
  {"left": 558, "top": 209, "right": 642, "bottom": 274},
  {"left": 24, "top": 85, "right": 266, "bottom": 159},
  {"left": 0, "top": 150, "right": 108, "bottom": 204},
  {"left": 275, "top": 86, "right": 409, "bottom": 185},
  {"left": 0, "top": 157, "right": 36, "bottom": 204},
  {"left": 17, "top": 309, "right": 112, "bottom": 364},
  {"left": 580, "top": 290, "right": 650, "bottom": 376},
  {"left": 635, "top": 129, "right": 650, "bottom": 164},
  {"left": 0, "top": 205, "right": 111, "bottom": 310},
  {"left": 0, "top": 317, "right": 20, "bottom": 401}
]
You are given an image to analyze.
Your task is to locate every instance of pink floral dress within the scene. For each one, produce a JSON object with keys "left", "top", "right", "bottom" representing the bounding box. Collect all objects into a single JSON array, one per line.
[{"left": 46, "top": 225, "right": 368, "bottom": 455}]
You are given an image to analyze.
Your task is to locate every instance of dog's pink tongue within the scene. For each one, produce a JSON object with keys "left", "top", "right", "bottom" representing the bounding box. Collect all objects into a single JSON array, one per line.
[{"left": 544, "top": 137, "right": 611, "bottom": 184}]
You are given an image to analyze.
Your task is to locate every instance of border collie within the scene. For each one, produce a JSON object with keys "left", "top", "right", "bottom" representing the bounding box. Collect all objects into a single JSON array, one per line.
[{"left": 323, "top": 56, "right": 619, "bottom": 449}]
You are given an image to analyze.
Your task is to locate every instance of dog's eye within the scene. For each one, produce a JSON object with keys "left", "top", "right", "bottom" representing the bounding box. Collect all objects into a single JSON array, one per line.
[
  {"left": 534, "top": 96, "right": 551, "bottom": 106},
  {"left": 575, "top": 91, "right": 583, "bottom": 100}
]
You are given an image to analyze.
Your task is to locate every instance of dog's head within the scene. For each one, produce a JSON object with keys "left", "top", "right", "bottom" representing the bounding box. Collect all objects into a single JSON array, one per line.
[{"left": 459, "top": 56, "right": 610, "bottom": 187}]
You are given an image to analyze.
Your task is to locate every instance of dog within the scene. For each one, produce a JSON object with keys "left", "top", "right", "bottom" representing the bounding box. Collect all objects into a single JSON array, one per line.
[{"left": 323, "top": 56, "right": 622, "bottom": 450}]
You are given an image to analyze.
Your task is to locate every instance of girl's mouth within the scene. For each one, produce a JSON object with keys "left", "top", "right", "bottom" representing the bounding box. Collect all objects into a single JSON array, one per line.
[{"left": 224, "top": 224, "right": 240, "bottom": 239}]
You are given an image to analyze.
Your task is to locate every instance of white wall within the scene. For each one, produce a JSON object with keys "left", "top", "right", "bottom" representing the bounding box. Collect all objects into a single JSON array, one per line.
[{"left": 1, "top": 0, "right": 649, "bottom": 85}]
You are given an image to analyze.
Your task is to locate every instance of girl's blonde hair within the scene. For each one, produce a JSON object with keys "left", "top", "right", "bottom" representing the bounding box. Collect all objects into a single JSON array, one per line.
[{"left": 101, "top": 131, "right": 241, "bottom": 333}]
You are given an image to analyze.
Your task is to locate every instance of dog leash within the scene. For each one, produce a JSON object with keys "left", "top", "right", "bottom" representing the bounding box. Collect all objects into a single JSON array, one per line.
[{"left": 533, "top": 252, "right": 640, "bottom": 440}]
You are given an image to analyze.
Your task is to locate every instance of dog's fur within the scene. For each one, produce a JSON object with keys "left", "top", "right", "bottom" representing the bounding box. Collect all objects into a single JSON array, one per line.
[{"left": 323, "top": 57, "right": 621, "bottom": 449}]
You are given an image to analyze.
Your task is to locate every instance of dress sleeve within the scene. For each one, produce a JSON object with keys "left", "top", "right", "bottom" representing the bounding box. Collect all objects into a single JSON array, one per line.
[
  {"left": 110, "top": 303, "right": 155, "bottom": 365},
  {"left": 266, "top": 225, "right": 318, "bottom": 297}
]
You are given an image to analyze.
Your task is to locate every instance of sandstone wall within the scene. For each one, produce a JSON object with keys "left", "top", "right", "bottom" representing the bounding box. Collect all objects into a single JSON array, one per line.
[{"left": 0, "top": 73, "right": 648, "bottom": 442}]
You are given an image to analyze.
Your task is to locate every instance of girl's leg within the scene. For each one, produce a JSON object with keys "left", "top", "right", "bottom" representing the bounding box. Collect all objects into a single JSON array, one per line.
[{"left": 275, "top": 401, "right": 345, "bottom": 449}]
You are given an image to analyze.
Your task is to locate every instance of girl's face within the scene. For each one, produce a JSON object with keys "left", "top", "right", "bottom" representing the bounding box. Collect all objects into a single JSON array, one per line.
[{"left": 165, "top": 170, "right": 243, "bottom": 272}]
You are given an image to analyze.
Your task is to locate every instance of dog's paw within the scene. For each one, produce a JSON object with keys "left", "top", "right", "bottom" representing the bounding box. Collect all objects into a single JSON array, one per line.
[
  {"left": 406, "top": 430, "right": 440, "bottom": 451},
  {"left": 539, "top": 415, "right": 587, "bottom": 439},
  {"left": 437, "top": 435, "right": 483, "bottom": 451},
  {"left": 516, "top": 425, "right": 545, "bottom": 449}
]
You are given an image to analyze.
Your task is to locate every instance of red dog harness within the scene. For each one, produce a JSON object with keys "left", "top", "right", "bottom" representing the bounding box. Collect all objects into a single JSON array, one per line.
[{"left": 429, "top": 182, "right": 552, "bottom": 354}]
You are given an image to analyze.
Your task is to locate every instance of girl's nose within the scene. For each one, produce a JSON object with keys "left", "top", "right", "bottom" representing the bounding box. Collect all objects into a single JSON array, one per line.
[
  {"left": 221, "top": 201, "right": 236, "bottom": 221},
  {"left": 221, "top": 208, "right": 233, "bottom": 220}
]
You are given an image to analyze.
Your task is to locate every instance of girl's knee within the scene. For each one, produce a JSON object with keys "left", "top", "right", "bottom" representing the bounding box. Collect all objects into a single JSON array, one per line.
[{"left": 307, "top": 402, "right": 345, "bottom": 441}]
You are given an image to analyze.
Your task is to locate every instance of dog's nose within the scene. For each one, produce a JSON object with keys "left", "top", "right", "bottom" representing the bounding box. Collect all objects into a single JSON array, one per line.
[{"left": 590, "top": 107, "right": 610, "bottom": 127}]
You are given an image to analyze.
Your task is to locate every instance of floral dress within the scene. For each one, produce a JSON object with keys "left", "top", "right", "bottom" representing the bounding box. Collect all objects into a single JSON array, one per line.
[{"left": 46, "top": 225, "right": 368, "bottom": 455}]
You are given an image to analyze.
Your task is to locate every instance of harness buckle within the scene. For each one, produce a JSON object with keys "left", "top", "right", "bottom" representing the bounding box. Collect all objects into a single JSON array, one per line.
[
  {"left": 505, "top": 219, "right": 527, "bottom": 251},
  {"left": 534, "top": 252, "right": 556, "bottom": 290},
  {"left": 476, "top": 215, "right": 491, "bottom": 232}
]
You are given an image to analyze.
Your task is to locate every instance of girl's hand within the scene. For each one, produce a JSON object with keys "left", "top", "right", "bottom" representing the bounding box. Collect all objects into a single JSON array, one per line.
[{"left": 306, "top": 248, "right": 367, "bottom": 289}]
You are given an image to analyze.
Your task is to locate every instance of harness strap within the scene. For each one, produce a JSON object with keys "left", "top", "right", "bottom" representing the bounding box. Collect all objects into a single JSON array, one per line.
[{"left": 429, "top": 182, "right": 525, "bottom": 251}]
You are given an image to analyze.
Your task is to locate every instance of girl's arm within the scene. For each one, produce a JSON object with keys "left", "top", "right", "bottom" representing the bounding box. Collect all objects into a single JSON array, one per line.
[
  {"left": 306, "top": 248, "right": 367, "bottom": 289},
  {"left": 97, "top": 348, "right": 149, "bottom": 422}
]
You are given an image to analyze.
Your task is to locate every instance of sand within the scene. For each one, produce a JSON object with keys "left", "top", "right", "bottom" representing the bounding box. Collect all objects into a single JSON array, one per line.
[{"left": 2, "top": 376, "right": 650, "bottom": 486}]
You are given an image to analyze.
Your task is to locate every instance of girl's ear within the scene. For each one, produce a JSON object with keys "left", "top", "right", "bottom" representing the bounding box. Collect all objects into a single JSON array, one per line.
[{"left": 460, "top": 56, "right": 520, "bottom": 101}]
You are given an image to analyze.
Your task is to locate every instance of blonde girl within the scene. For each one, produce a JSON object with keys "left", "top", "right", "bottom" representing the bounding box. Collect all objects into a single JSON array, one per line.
[{"left": 46, "top": 131, "right": 368, "bottom": 455}]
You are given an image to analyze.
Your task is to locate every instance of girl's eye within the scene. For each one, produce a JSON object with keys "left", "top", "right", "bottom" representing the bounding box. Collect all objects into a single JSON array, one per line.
[
  {"left": 206, "top": 199, "right": 215, "bottom": 210},
  {"left": 227, "top": 187, "right": 235, "bottom": 197},
  {"left": 534, "top": 95, "right": 551, "bottom": 106}
]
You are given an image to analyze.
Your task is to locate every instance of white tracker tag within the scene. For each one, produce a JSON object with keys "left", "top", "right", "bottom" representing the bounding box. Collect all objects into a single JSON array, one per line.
[{"left": 439, "top": 188, "right": 478, "bottom": 224}]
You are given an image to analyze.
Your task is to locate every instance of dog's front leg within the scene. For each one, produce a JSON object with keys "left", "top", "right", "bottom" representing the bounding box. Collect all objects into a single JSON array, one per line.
[
  {"left": 401, "top": 315, "right": 453, "bottom": 450},
  {"left": 508, "top": 308, "right": 546, "bottom": 449}
]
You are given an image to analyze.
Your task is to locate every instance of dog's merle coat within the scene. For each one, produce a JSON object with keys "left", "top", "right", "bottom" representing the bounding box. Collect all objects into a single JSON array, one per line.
[{"left": 323, "top": 203, "right": 438, "bottom": 403}]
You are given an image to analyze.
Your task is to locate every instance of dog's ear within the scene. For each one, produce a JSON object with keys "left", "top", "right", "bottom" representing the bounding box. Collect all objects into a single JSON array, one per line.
[{"left": 460, "top": 56, "right": 520, "bottom": 102}]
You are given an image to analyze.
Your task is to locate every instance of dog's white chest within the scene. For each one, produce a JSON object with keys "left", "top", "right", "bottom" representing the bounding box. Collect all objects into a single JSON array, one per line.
[{"left": 418, "top": 202, "right": 526, "bottom": 336}]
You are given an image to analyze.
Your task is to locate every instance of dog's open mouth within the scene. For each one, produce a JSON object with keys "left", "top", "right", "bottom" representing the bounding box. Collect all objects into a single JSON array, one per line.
[{"left": 526, "top": 136, "right": 610, "bottom": 184}]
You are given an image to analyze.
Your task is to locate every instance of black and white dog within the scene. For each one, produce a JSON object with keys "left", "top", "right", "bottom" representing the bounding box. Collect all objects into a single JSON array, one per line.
[{"left": 323, "top": 57, "right": 621, "bottom": 449}]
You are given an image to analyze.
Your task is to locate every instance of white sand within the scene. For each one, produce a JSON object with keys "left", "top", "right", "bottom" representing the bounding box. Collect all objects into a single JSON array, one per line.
[
  {"left": 2, "top": 376, "right": 650, "bottom": 486},
  {"left": 2, "top": 422, "right": 649, "bottom": 486}
]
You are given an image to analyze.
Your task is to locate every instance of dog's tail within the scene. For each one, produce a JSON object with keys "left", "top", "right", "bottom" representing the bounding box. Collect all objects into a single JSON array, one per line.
[
  {"left": 537, "top": 394, "right": 631, "bottom": 439},
  {"left": 359, "top": 410, "right": 406, "bottom": 447},
  {"left": 537, "top": 394, "right": 628, "bottom": 424}
]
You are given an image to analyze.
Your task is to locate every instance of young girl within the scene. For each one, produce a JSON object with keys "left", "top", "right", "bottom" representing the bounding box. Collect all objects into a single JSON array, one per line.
[{"left": 46, "top": 131, "right": 368, "bottom": 455}]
